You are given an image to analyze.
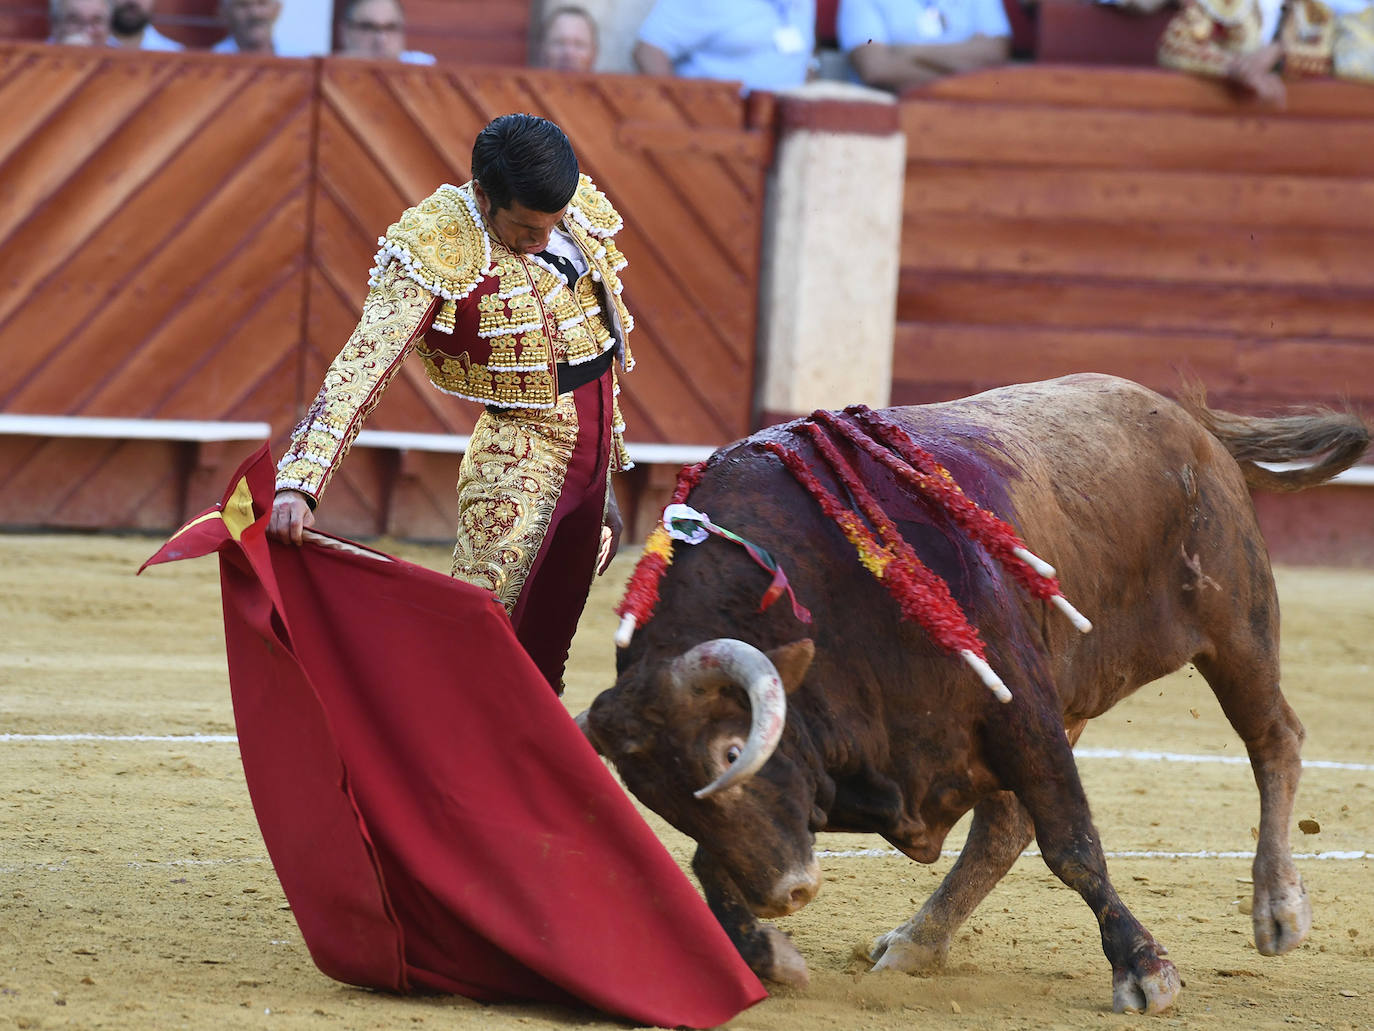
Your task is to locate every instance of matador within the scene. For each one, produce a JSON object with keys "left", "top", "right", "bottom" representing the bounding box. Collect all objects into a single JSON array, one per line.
[{"left": 269, "top": 114, "right": 634, "bottom": 692}]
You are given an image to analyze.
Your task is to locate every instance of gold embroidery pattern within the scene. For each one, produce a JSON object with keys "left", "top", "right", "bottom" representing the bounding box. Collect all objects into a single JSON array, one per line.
[
  {"left": 450, "top": 394, "right": 580, "bottom": 611},
  {"left": 1282, "top": 0, "right": 1336, "bottom": 76},
  {"left": 416, "top": 345, "right": 558, "bottom": 409},
  {"left": 1159, "top": 0, "right": 1263, "bottom": 76},
  {"left": 1334, "top": 7, "right": 1374, "bottom": 82},
  {"left": 567, "top": 175, "right": 624, "bottom": 238},
  {"left": 276, "top": 264, "right": 436, "bottom": 500},
  {"left": 611, "top": 373, "right": 632, "bottom": 473},
  {"left": 375, "top": 184, "right": 491, "bottom": 305}
]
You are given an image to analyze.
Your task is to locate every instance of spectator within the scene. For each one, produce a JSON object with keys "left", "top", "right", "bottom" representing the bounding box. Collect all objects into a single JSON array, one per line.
[
  {"left": 337, "top": 0, "right": 435, "bottom": 64},
  {"left": 633, "top": 0, "right": 816, "bottom": 92},
  {"left": 536, "top": 4, "right": 599, "bottom": 72},
  {"left": 1157, "top": 0, "right": 1286, "bottom": 105},
  {"left": 110, "top": 0, "right": 183, "bottom": 50},
  {"left": 48, "top": 0, "right": 110, "bottom": 45},
  {"left": 837, "top": 0, "right": 1011, "bottom": 91},
  {"left": 211, "top": 0, "right": 281, "bottom": 54}
]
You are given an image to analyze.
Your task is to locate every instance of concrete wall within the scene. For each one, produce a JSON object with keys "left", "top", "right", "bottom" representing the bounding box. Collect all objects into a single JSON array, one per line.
[{"left": 756, "top": 82, "right": 906, "bottom": 424}]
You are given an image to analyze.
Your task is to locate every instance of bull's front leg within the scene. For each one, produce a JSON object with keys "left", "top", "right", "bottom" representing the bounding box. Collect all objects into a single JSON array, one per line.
[
  {"left": 692, "top": 847, "right": 809, "bottom": 989},
  {"left": 870, "top": 790, "right": 1034, "bottom": 972},
  {"left": 1010, "top": 741, "right": 1182, "bottom": 1014}
]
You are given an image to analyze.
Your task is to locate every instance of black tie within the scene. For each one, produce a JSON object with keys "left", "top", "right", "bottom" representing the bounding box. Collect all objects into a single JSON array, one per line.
[{"left": 536, "top": 250, "right": 580, "bottom": 290}]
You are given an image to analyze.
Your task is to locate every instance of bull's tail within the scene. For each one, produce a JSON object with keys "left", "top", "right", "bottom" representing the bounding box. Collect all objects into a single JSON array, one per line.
[{"left": 1179, "top": 382, "right": 1371, "bottom": 493}]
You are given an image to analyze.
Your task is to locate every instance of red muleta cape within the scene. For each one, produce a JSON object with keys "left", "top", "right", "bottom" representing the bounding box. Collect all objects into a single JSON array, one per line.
[{"left": 140, "top": 444, "right": 765, "bottom": 1028}]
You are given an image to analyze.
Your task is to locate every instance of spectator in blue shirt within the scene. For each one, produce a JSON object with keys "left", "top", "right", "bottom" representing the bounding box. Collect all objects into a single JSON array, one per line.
[
  {"left": 110, "top": 0, "right": 183, "bottom": 50},
  {"left": 838, "top": 0, "right": 1011, "bottom": 91},
  {"left": 633, "top": 0, "right": 816, "bottom": 92}
]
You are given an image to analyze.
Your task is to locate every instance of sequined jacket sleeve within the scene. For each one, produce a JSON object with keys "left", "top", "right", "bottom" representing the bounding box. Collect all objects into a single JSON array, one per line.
[{"left": 275, "top": 262, "right": 440, "bottom": 504}]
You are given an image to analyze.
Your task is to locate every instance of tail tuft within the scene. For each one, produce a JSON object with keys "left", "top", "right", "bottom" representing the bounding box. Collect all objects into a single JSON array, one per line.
[{"left": 1176, "top": 381, "right": 1371, "bottom": 493}]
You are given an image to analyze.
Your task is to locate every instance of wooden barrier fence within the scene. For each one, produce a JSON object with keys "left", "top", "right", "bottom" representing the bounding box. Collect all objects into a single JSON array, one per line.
[
  {"left": 894, "top": 66, "right": 1374, "bottom": 423},
  {"left": 0, "top": 43, "right": 773, "bottom": 538},
  {"left": 1, "top": 49, "right": 1371, "bottom": 561}
]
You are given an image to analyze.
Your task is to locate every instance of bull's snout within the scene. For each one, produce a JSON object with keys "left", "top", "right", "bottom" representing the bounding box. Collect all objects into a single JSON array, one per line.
[{"left": 754, "top": 858, "right": 822, "bottom": 918}]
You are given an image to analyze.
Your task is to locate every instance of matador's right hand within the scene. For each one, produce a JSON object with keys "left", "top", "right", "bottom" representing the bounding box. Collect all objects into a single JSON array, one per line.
[{"left": 268, "top": 489, "right": 315, "bottom": 545}]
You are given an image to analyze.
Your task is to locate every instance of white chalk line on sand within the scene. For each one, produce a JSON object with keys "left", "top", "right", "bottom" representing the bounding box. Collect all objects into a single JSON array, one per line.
[
  {"left": 0, "top": 857, "right": 268, "bottom": 874},
  {"left": 1, "top": 738, "right": 1368, "bottom": 864},
  {"left": 4, "top": 735, "right": 1372, "bottom": 773},
  {"left": 816, "top": 848, "right": 1370, "bottom": 861},
  {"left": 1, "top": 733, "right": 237, "bottom": 743},
  {"left": 3, "top": 850, "right": 1366, "bottom": 877},
  {"left": 1075, "top": 747, "right": 1374, "bottom": 773}
]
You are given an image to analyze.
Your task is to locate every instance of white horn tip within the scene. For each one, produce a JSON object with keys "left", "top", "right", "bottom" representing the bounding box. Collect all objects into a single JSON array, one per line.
[
  {"left": 615, "top": 613, "right": 635, "bottom": 648},
  {"left": 1050, "top": 594, "right": 1093, "bottom": 634},
  {"left": 960, "top": 649, "right": 1012, "bottom": 703},
  {"left": 1012, "top": 546, "right": 1056, "bottom": 578}
]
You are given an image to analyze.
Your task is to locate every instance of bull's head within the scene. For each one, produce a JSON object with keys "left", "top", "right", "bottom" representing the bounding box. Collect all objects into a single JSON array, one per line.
[{"left": 584, "top": 637, "right": 823, "bottom": 918}]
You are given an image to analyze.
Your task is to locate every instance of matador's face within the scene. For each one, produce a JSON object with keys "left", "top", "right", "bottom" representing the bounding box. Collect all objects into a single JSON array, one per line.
[{"left": 473, "top": 184, "right": 568, "bottom": 256}]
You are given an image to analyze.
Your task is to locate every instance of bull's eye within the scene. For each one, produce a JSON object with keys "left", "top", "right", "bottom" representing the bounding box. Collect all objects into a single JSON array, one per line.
[{"left": 725, "top": 744, "right": 742, "bottom": 765}]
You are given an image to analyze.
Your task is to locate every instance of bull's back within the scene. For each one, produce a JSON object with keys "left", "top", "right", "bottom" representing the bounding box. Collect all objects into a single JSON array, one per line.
[{"left": 891, "top": 374, "right": 1266, "bottom": 717}]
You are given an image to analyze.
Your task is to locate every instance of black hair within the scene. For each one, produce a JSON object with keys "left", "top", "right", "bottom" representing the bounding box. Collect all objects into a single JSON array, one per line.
[{"left": 471, "top": 113, "right": 579, "bottom": 215}]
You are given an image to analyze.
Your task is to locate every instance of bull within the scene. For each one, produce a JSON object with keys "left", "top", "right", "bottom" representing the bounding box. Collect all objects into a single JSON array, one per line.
[{"left": 583, "top": 374, "right": 1369, "bottom": 1014}]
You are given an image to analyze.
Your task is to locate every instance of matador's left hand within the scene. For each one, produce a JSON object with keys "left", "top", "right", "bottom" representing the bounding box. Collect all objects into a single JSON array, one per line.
[{"left": 598, "top": 490, "right": 624, "bottom": 575}]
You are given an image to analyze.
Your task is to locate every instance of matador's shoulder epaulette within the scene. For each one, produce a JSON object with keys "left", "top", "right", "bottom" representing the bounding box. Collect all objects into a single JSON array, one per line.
[
  {"left": 369, "top": 182, "right": 492, "bottom": 303},
  {"left": 566, "top": 173, "right": 624, "bottom": 240}
]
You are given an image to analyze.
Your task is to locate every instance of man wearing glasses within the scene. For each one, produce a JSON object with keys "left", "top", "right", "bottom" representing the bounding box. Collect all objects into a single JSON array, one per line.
[{"left": 337, "top": 0, "right": 435, "bottom": 63}]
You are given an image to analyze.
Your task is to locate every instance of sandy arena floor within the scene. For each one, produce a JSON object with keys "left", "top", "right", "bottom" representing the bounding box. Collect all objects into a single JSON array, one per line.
[{"left": 1, "top": 532, "right": 1371, "bottom": 1031}]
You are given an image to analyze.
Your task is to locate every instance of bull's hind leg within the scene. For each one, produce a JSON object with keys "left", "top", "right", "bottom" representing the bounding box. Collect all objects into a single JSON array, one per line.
[
  {"left": 869, "top": 791, "right": 1034, "bottom": 972},
  {"left": 1193, "top": 647, "right": 1311, "bottom": 956}
]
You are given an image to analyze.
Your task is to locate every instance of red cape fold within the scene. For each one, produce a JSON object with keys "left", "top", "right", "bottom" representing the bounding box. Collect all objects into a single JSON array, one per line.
[{"left": 141, "top": 445, "right": 766, "bottom": 1028}]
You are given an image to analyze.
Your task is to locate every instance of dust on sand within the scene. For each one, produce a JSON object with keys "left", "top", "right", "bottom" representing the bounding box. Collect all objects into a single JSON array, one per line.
[{"left": 1, "top": 534, "right": 1371, "bottom": 1030}]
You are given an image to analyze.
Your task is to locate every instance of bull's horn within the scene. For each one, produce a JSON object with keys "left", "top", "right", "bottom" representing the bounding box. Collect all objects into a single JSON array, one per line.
[{"left": 670, "top": 639, "right": 787, "bottom": 800}]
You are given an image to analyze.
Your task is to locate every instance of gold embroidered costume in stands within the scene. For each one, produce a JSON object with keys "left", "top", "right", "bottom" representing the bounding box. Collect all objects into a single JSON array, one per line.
[
  {"left": 276, "top": 175, "right": 634, "bottom": 613},
  {"left": 1333, "top": 6, "right": 1374, "bottom": 82},
  {"left": 1158, "top": 0, "right": 1266, "bottom": 77},
  {"left": 1159, "top": 0, "right": 1371, "bottom": 81}
]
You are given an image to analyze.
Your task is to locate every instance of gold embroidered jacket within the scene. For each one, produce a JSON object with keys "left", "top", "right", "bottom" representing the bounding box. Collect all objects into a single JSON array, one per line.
[
  {"left": 1158, "top": 0, "right": 1356, "bottom": 79},
  {"left": 276, "top": 176, "right": 635, "bottom": 504},
  {"left": 1158, "top": 0, "right": 1266, "bottom": 77}
]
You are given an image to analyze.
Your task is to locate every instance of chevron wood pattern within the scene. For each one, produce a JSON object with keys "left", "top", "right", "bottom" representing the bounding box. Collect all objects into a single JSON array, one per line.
[
  {"left": 0, "top": 45, "right": 770, "bottom": 533},
  {"left": 894, "top": 66, "right": 1374, "bottom": 418}
]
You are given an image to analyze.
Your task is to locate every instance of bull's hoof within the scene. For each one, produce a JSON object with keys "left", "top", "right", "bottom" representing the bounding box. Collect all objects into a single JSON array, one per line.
[
  {"left": 868, "top": 927, "right": 947, "bottom": 973},
  {"left": 760, "top": 925, "right": 809, "bottom": 989},
  {"left": 1111, "top": 955, "right": 1181, "bottom": 1015},
  {"left": 1253, "top": 875, "right": 1311, "bottom": 956}
]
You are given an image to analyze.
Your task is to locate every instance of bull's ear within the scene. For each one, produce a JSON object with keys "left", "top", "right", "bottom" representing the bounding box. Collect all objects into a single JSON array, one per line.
[{"left": 766, "top": 638, "right": 814, "bottom": 695}]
